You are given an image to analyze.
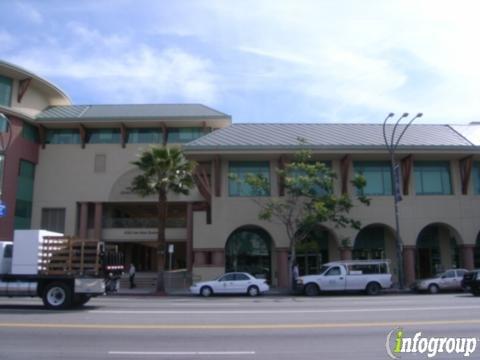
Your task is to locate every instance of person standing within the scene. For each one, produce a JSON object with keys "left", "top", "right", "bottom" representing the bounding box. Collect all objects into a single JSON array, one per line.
[{"left": 129, "top": 263, "right": 136, "bottom": 289}]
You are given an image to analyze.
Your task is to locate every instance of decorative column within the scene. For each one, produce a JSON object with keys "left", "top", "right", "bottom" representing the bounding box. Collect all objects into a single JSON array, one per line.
[
  {"left": 93, "top": 202, "right": 103, "bottom": 240},
  {"left": 78, "top": 202, "right": 88, "bottom": 239},
  {"left": 212, "top": 250, "right": 225, "bottom": 266},
  {"left": 460, "top": 244, "right": 475, "bottom": 270},
  {"left": 186, "top": 203, "right": 193, "bottom": 271},
  {"left": 403, "top": 245, "right": 416, "bottom": 287},
  {"left": 194, "top": 251, "right": 206, "bottom": 266},
  {"left": 339, "top": 247, "right": 352, "bottom": 260},
  {"left": 276, "top": 248, "right": 289, "bottom": 288}
]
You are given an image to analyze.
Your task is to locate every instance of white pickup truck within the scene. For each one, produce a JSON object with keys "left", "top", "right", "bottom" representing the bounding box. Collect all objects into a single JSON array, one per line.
[{"left": 296, "top": 260, "right": 393, "bottom": 296}]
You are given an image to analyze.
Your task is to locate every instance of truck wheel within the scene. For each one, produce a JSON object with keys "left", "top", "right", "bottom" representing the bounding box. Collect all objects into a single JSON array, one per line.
[
  {"left": 304, "top": 283, "right": 319, "bottom": 296},
  {"left": 428, "top": 284, "right": 439, "bottom": 294},
  {"left": 366, "top": 282, "right": 381, "bottom": 296},
  {"left": 42, "top": 282, "right": 72, "bottom": 310}
]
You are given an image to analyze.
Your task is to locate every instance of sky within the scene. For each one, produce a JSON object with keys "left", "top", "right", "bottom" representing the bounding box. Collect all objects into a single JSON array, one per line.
[{"left": 1, "top": 0, "right": 479, "bottom": 124}]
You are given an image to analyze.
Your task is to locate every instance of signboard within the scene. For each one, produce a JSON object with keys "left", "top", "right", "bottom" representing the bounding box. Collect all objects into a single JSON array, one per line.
[
  {"left": 0, "top": 201, "right": 6, "bottom": 218},
  {"left": 168, "top": 244, "right": 174, "bottom": 254}
]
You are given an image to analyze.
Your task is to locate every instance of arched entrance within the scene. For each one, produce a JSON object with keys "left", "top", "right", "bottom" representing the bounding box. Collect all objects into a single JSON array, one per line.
[
  {"left": 296, "top": 226, "right": 338, "bottom": 276},
  {"left": 225, "top": 226, "right": 273, "bottom": 282},
  {"left": 416, "top": 224, "right": 461, "bottom": 278},
  {"left": 353, "top": 224, "right": 396, "bottom": 261}
]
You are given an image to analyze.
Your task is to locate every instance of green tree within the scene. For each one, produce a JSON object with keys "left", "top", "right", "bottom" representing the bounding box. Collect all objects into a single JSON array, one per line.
[
  {"left": 244, "top": 148, "right": 369, "bottom": 290},
  {"left": 130, "top": 146, "right": 196, "bottom": 292}
]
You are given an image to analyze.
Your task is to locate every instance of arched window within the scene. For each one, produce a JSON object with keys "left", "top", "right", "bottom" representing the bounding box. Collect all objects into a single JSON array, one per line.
[{"left": 225, "top": 227, "right": 272, "bottom": 281}]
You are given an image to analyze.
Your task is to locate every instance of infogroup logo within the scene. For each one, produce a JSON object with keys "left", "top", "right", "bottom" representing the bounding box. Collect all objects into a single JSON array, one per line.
[{"left": 385, "top": 328, "right": 477, "bottom": 358}]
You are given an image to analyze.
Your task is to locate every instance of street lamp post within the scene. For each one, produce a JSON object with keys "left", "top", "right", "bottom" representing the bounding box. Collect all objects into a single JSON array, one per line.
[{"left": 382, "top": 112, "right": 423, "bottom": 289}]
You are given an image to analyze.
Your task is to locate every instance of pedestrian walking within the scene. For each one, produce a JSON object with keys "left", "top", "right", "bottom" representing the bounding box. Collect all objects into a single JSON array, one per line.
[{"left": 129, "top": 263, "right": 136, "bottom": 289}]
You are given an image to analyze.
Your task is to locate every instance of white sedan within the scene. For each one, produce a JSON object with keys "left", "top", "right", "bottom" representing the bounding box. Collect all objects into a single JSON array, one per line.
[{"left": 190, "top": 272, "right": 269, "bottom": 297}]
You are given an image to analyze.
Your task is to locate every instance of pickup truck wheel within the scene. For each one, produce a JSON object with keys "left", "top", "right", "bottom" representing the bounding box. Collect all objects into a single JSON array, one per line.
[
  {"left": 304, "top": 283, "right": 319, "bottom": 296},
  {"left": 42, "top": 282, "right": 72, "bottom": 310},
  {"left": 366, "top": 282, "right": 381, "bottom": 296},
  {"left": 428, "top": 284, "right": 439, "bottom": 294},
  {"left": 200, "top": 286, "right": 213, "bottom": 297},
  {"left": 247, "top": 285, "right": 259, "bottom": 297}
]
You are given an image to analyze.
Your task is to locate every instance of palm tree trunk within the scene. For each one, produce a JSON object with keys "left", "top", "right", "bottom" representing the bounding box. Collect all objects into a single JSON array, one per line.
[{"left": 156, "top": 189, "right": 167, "bottom": 292}]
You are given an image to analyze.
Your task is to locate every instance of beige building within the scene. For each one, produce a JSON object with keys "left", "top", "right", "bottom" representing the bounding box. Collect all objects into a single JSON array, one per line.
[{"left": 2, "top": 60, "right": 480, "bottom": 289}]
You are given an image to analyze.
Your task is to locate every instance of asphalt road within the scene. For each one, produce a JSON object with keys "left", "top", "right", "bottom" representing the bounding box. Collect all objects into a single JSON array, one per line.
[{"left": 0, "top": 293, "right": 479, "bottom": 360}]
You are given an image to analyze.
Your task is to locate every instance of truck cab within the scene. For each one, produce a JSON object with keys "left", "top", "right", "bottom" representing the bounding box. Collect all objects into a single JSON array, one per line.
[
  {"left": 297, "top": 260, "right": 393, "bottom": 296},
  {"left": 0, "top": 242, "right": 13, "bottom": 275}
]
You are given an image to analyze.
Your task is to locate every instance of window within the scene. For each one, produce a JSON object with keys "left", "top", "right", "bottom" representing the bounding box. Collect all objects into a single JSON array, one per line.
[
  {"left": 0, "top": 155, "right": 4, "bottom": 196},
  {"left": 474, "top": 162, "right": 480, "bottom": 194},
  {"left": 86, "top": 129, "right": 120, "bottom": 144},
  {"left": 219, "top": 274, "right": 235, "bottom": 282},
  {"left": 443, "top": 270, "right": 455, "bottom": 278},
  {"left": 14, "top": 160, "right": 35, "bottom": 229},
  {"left": 94, "top": 154, "right": 106, "bottom": 173},
  {"left": 0, "top": 75, "right": 12, "bottom": 107},
  {"left": 3, "top": 244, "right": 12, "bottom": 258},
  {"left": 46, "top": 129, "right": 81, "bottom": 144},
  {"left": 354, "top": 161, "right": 392, "bottom": 196},
  {"left": 127, "top": 128, "right": 163, "bottom": 144},
  {"left": 22, "top": 122, "right": 39, "bottom": 143},
  {"left": 414, "top": 161, "right": 452, "bottom": 195},
  {"left": 235, "top": 273, "right": 250, "bottom": 281},
  {"left": 168, "top": 127, "right": 204, "bottom": 143},
  {"left": 326, "top": 267, "right": 341, "bottom": 276},
  {"left": 229, "top": 161, "right": 270, "bottom": 197},
  {"left": 41, "top": 208, "right": 66, "bottom": 233}
]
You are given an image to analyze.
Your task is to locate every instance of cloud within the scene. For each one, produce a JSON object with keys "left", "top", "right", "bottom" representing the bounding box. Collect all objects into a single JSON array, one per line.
[{"left": 15, "top": 1, "right": 43, "bottom": 24}]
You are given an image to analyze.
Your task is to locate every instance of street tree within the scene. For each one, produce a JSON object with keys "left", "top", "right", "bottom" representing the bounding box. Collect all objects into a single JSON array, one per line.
[
  {"left": 130, "top": 146, "right": 196, "bottom": 292},
  {"left": 243, "top": 148, "right": 370, "bottom": 290}
]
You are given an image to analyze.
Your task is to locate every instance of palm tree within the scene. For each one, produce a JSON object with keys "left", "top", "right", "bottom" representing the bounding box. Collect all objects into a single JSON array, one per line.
[{"left": 130, "top": 146, "right": 196, "bottom": 292}]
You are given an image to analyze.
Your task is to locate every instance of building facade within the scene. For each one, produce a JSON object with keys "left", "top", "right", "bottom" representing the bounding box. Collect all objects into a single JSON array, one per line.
[{"left": 1, "top": 60, "right": 480, "bottom": 288}]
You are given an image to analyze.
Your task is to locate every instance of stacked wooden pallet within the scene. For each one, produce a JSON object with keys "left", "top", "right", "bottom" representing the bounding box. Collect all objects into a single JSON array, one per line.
[{"left": 38, "top": 236, "right": 100, "bottom": 276}]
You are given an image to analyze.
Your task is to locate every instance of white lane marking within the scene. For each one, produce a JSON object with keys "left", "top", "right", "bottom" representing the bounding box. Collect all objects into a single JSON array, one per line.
[
  {"left": 90, "top": 305, "right": 480, "bottom": 315},
  {"left": 108, "top": 351, "right": 255, "bottom": 356}
]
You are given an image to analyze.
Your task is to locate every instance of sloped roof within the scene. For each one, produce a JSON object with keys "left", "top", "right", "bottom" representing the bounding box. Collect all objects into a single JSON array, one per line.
[
  {"left": 450, "top": 124, "right": 480, "bottom": 146},
  {"left": 36, "top": 104, "right": 230, "bottom": 122},
  {"left": 184, "top": 123, "right": 476, "bottom": 151}
]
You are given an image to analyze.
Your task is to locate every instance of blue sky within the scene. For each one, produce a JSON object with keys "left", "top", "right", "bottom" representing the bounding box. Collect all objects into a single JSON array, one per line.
[{"left": 1, "top": 0, "right": 479, "bottom": 124}]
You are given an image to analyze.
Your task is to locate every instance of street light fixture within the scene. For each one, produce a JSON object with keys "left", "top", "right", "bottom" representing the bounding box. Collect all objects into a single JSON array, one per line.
[{"left": 383, "top": 112, "right": 423, "bottom": 289}]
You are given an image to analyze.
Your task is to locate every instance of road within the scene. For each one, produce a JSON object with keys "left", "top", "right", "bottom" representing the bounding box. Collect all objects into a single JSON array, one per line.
[{"left": 0, "top": 293, "right": 479, "bottom": 359}]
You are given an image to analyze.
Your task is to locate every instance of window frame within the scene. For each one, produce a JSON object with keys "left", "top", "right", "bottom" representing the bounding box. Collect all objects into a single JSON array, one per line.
[
  {"left": 414, "top": 161, "right": 452, "bottom": 195},
  {"left": 228, "top": 161, "right": 271, "bottom": 197}
]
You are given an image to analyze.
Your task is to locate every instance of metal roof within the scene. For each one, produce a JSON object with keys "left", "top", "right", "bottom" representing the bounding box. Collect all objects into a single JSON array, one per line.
[
  {"left": 36, "top": 104, "right": 230, "bottom": 121},
  {"left": 184, "top": 123, "right": 476, "bottom": 151},
  {"left": 450, "top": 124, "right": 480, "bottom": 146}
]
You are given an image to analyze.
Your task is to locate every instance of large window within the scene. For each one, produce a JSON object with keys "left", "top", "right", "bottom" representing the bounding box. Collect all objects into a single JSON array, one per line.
[
  {"left": 46, "top": 129, "right": 81, "bottom": 144},
  {"left": 14, "top": 160, "right": 35, "bottom": 229},
  {"left": 22, "top": 122, "right": 39, "bottom": 143},
  {"left": 474, "top": 162, "right": 480, "bottom": 195},
  {"left": 225, "top": 227, "right": 272, "bottom": 281},
  {"left": 414, "top": 161, "right": 452, "bottom": 195},
  {"left": 288, "top": 161, "right": 332, "bottom": 196},
  {"left": 41, "top": 208, "right": 66, "bottom": 233},
  {"left": 127, "top": 128, "right": 163, "bottom": 144},
  {"left": 168, "top": 127, "right": 204, "bottom": 143},
  {"left": 229, "top": 161, "right": 270, "bottom": 197},
  {"left": 354, "top": 161, "right": 392, "bottom": 196},
  {"left": 0, "top": 75, "right": 12, "bottom": 107},
  {"left": 86, "top": 128, "right": 120, "bottom": 144}
]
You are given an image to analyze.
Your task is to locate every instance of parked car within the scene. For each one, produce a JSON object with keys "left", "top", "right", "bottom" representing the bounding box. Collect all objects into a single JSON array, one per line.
[
  {"left": 296, "top": 260, "right": 393, "bottom": 296},
  {"left": 190, "top": 272, "right": 269, "bottom": 297},
  {"left": 461, "top": 270, "right": 480, "bottom": 295},
  {"left": 412, "top": 268, "right": 468, "bottom": 294}
]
